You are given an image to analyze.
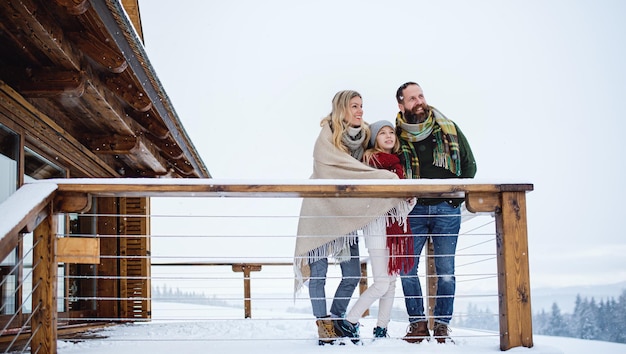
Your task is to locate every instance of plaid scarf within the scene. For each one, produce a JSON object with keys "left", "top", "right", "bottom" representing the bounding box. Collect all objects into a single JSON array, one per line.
[{"left": 396, "top": 107, "right": 462, "bottom": 178}]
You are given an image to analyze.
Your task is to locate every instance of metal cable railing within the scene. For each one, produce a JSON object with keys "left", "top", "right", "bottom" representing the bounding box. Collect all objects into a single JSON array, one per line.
[{"left": 0, "top": 179, "right": 534, "bottom": 352}]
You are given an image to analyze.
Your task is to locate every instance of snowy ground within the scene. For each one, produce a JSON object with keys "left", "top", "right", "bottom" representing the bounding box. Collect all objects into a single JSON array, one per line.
[{"left": 56, "top": 302, "right": 626, "bottom": 354}]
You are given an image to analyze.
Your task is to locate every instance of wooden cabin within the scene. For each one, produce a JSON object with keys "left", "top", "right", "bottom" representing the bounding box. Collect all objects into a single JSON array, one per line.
[{"left": 0, "top": 0, "right": 210, "bottom": 336}]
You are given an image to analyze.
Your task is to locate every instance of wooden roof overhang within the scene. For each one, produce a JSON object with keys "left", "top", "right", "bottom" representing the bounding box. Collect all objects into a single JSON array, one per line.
[{"left": 0, "top": 0, "right": 210, "bottom": 178}]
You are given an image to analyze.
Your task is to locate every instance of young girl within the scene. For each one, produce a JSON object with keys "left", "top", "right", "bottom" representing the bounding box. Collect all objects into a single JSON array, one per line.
[
  {"left": 337, "top": 120, "right": 415, "bottom": 340},
  {"left": 363, "top": 120, "right": 415, "bottom": 277}
]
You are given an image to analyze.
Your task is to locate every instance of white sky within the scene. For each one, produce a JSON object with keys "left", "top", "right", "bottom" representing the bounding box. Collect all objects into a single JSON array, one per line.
[{"left": 137, "top": 0, "right": 626, "bottom": 288}]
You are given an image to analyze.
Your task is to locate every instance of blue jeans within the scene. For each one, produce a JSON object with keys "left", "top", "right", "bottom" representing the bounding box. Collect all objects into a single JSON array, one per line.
[
  {"left": 309, "top": 241, "right": 360, "bottom": 318},
  {"left": 400, "top": 202, "right": 461, "bottom": 325}
]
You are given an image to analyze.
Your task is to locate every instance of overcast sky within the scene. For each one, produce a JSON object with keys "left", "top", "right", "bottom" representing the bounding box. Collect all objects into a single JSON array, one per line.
[{"left": 137, "top": 0, "right": 626, "bottom": 289}]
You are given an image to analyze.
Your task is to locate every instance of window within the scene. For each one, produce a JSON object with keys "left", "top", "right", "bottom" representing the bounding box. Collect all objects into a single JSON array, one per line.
[{"left": 0, "top": 124, "right": 18, "bottom": 204}]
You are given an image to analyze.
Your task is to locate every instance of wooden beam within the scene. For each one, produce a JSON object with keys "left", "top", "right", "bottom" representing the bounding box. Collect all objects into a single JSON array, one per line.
[
  {"left": 126, "top": 108, "right": 170, "bottom": 139},
  {"left": 23, "top": 208, "right": 51, "bottom": 233},
  {"left": 61, "top": 71, "right": 143, "bottom": 136},
  {"left": 145, "top": 134, "right": 184, "bottom": 160},
  {"left": 495, "top": 191, "right": 533, "bottom": 350},
  {"left": 88, "top": 135, "right": 138, "bottom": 154},
  {"left": 51, "top": 180, "right": 534, "bottom": 198},
  {"left": 57, "top": 237, "right": 100, "bottom": 264},
  {"left": 168, "top": 156, "right": 196, "bottom": 176},
  {"left": 465, "top": 192, "right": 501, "bottom": 213},
  {"left": 55, "top": 0, "right": 90, "bottom": 15},
  {"left": 0, "top": 0, "right": 82, "bottom": 70},
  {"left": 133, "top": 137, "right": 169, "bottom": 173},
  {"left": 104, "top": 76, "right": 152, "bottom": 112},
  {"left": 16, "top": 69, "right": 86, "bottom": 98},
  {"left": 31, "top": 204, "right": 58, "bottom": 354},
  {"left": 0, "top": 232, "right": 19, "bottom": 273},
  {"left": 0, "top": 183, "right": 57, "bottom": 262},
  {"left": 100, "top": 134, "right": 170, "bottom": 175},
  {"left": 0, "top": 81, "right": 120, "bottom": 177},
  {"left": 54, "top": 191, "right": 91, "bottom": 213},
  {"left": 70, "top": 31, "right": 128, "bottom": 73}
]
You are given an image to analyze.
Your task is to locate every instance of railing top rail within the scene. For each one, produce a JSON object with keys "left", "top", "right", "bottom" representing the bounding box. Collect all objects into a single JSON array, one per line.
[
  {"left": 0, "top": 183, "right": 58, "bottom": 261},
  {"left": 34, "top": 178, "right": 533, "bottom": 198}
]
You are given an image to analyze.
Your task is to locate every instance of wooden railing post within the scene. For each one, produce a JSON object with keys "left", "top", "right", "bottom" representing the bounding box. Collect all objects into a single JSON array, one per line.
[
  {"left": 232, "top": 264, "right": 262, "bottom": 318},
  {"left": 426, "top": 238, "right": 436, "bottom": 331},
  {"left": 359, "top": 261, "right": 369, "bottom": 317},
  {"left": 466, "top": 190, "right": 533, "bottom": 351},
  {"left": 495, "top": 191, "right": 533, "bottom": 350},
  {"left": 31, "top": 203, "right": 58, "bottom": 354}
]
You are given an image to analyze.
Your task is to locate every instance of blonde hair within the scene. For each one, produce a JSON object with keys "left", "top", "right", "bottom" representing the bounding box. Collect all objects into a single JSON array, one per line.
[
  {"left": 362, "top": 127, "right": 401, "bottom": 166},
  {"left": 321, "top": 90, "right": 370, "bottom": 154}
]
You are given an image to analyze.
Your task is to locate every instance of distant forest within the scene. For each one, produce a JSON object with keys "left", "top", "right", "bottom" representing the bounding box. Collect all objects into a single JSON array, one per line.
[
  {"left": 457, "top": 289, "right": 626, "bottom": 344},
  {"left": 152, "top": 284, "right": 234, "bottom": 307}
]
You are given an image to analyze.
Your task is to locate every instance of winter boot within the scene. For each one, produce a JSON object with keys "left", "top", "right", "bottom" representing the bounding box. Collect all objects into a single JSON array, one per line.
[
  {"left": 334, "top": 318, "right": 360, "bottom": 344},
  {"left": 433, "top": 322, "right": 454, "bottom": 344},
  {"left": 373, "top": 326, "right": 388, "bottom": 338},
  {"left": 316, "top": 317, "right": 338, "bottom": 345},
  {"left": 403, "top": 321, "right": 430, "bottom": 343}
]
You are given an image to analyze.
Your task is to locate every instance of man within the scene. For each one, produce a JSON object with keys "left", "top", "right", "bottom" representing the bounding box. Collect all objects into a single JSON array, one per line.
[{"left": 394, "top": 82, "right": 477, "bottom": 344}]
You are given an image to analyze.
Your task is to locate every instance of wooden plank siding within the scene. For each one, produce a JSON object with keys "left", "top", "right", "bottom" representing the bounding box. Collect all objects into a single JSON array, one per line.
[
  {"left": 96, "top": 197, "right": 120, "bottom": 320},
  {"left": 119, "top": 197, "right": 151, "bottom": 320}
]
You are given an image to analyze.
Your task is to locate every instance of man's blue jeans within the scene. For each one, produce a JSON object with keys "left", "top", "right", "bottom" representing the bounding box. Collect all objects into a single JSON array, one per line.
[
  {"left": 400, "top": 202, "right": 461, "bottom": 325},
  {"left": 309, "top": 241, "right": 360, "bottom": 318}
]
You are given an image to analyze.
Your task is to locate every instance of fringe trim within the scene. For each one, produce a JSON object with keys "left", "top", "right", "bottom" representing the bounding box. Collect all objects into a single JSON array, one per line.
[
  {"left": 293, "top": 200, "right": 412, "bottom": 296},
  {"left": 386, "top": 200, "right": 413, "bottom": 230},
  {"left": 293, "top": 233, "right": 358, "bottom": 295}
]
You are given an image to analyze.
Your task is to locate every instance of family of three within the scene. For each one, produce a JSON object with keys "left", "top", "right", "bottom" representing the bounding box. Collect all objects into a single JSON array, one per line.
[{"left": 293, "top": 82, "right": 477, "bottom": 345}]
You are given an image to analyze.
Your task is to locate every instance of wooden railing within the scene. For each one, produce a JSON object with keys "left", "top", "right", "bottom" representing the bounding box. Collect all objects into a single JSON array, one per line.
[{"left": 0, "top": 178, "right": 533, "bottom": 352}]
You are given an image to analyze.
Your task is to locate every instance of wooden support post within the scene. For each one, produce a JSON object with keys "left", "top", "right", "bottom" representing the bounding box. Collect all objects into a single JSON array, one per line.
[
  {"left": 359, "top": 261, "right": 369, "bottom": 317},
  {"left": 31, "top": 204, "right": 57, "bottom": 354},
  {"left": 232, "top": 264, "right": 262, "bottom": 318},
  {"left": 495, "top": 191, "right": 533, "bottom": 350},
  {"left": 426, "top": 237, "right": 436, "bottom": 331}
]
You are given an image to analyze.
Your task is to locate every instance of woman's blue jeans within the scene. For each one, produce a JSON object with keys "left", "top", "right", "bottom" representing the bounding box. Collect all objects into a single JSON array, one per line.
[
  {"left": 308, "top": 241, "right": 360, "bottom": 318},
  {"left": 400, "top": 202, "right": 461, "bottom": 325}
]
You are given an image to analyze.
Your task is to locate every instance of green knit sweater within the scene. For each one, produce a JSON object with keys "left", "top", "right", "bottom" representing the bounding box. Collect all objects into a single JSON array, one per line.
[{"left": 399, "top": 122, "right": 477, "bottom": 205}]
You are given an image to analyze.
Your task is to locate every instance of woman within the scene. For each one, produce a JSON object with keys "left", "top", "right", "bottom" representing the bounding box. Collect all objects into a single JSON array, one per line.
[{"left": 294, "top": 90, "right": 411, "bottom": 345}]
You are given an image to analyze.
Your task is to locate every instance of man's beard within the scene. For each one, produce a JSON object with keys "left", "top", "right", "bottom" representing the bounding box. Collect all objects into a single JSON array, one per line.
[{"left": 404, "top": 104, "right": 429, "bottom": 124}]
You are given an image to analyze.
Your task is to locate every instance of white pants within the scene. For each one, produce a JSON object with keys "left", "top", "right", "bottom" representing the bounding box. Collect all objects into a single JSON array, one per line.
[{"left": 345, "top": 247, "right": 397, "bottom": 328}]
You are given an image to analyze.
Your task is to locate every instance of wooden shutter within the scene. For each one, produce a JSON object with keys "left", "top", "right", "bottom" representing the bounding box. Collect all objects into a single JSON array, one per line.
[{"left": 119, "top": 197, "right": 151, "bottom": 319}]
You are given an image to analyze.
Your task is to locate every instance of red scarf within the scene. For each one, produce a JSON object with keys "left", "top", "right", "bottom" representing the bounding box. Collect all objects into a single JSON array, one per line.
[{"left": 369, "top": 152, "right": 415, "bottom": 274}]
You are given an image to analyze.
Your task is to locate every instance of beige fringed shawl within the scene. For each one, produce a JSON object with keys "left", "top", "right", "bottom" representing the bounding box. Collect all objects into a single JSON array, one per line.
[{"left": 294, "top": 121, "right": 412, "bottom": 293}]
